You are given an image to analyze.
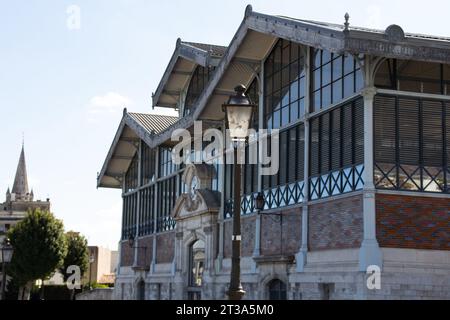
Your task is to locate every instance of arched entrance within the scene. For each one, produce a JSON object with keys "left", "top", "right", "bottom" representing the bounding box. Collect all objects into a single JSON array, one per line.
[
  {"left": 137, "top": 279, "right": 145, "bottom": 300},
  {"left": 187, "top": 239, "right": 205, "bottom": 300},
  {"left": 268, "top": 279, "right": 287, "bottom": 300}
]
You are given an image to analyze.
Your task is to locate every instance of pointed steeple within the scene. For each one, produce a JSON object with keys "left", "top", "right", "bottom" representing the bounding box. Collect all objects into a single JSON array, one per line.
[{"left": 11, "top": 144, "right": 29, "bottom": 198}]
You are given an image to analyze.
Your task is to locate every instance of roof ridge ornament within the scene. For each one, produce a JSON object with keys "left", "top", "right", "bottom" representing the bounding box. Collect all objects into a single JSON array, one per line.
[
  {"left": 245, "top": 4, "right": 253, "bottom": 18},
  {"left": 344, "top": 13, "right": 350, "bottom": 33},
  {"left": 385, "top": 24, "right": 405, "bottom": 42}
]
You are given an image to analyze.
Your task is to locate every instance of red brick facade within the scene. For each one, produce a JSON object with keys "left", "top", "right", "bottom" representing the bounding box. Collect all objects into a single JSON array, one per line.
[
  {"left": 376, "top": 194, "right": 450, "bottom": 250},
  {"left": 309, "top": 194, "right": 363, "bottom": 250},
  {"left": 137, "top": 236, "right": 153, "bottom": 268},
  {"left": 224, "top": 215, "right": 256, "bottom": 258},
  {"left": 120, "top": 241, "right": 133, "bottom": 267},
  {"left": 156, "top": 232, "right": 175, "bottom": 263},
  {"left": 260, "top": 207, "right": 302, "bottom": 256}
]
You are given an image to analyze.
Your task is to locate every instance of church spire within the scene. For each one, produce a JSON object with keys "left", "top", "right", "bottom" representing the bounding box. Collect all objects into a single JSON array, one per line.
[{"left": 11, "top": 144, "right": 29, "bottom": 198}]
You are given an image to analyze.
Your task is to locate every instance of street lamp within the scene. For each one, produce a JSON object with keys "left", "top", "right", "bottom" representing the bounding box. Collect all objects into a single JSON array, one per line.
[
  {"left": 255, "top": 192, "right": 265, "bottom": 212},
  {"left": 222, "top": 84, "right": 256, "bottom": 300},
  {"left": 1, "top": 238, "right": 14, "bottom": 300},
  {"left": 89, "top": 252, "right": 95, "bottom": 290}
]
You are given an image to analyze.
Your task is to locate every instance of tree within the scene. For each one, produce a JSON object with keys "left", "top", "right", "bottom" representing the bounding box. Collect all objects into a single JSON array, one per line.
[
  {"left": 8, "top": 208, "right": 67, "bottom": 300},
  {"left": 60, "top": 231, "right": 89, "bottom": 300}
]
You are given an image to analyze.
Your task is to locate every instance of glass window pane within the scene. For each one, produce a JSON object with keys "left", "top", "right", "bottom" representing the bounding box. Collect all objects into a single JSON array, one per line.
[
  {"left": 299, "top": 77, "right": 306, "bottom": 98},
  {"left": 291, "top": 43, "right": 299, "bottom": 62},
  {"left": 322, "top": 50, "right": 331, "bottom": 64},
  {"left": 274, "top": 43, "right": 282, "bottom": 72},
  {"left": 273, "top": 71, "right": 281, "bottom": 92},
  {"left": 273, "top": 90, "right": 281, "bottom": 110},
  {"left": 273, "top": 109, "right": 280, "bottom": 129},
  {"left": 282, "top": 106, "right": 289, "bottom": 126},
  {"left": 299, "top": 98, "right": 305, "bottom": 117},
  {"left": 313, "top": 91, "right": 321, "bottom": 112},
  {"left": 344, "top": 54, "right": 354, "bottom": 75},
  {"left": 281, "top": 87, "right": 290, "bottom": 107},
  {"left": 344, "top": 74, "right": 354, "bottom": 98},
  {"left": 322, "top": 62, "right": 332, "bottom": 86},
  {"left": 314, "top": 69, "right": 321, "bottom": 91},
  {"left": 290, "top": 101, "right": 299, "bottom": 122},
  {"left": 282, "top": 42, "right": 290, "bottom": 68},
  {"left": 290, "top": 80, "right": 299, "bottom": 102},
  {"left": 322, "top": 84, "right": 331, "bottom": 108},
  {"left": 282, "top": 67, "right": 290, "bottom": 88},
  {"left": 355, "top": 70, "right": 364, "bottom": 91},
  {"left": 265, "top": 96, "right": 273, "bottom": 115},
  {"left": 332, "top": 56, "right": 343, "bottom": 81},
  {"left": 332, "top": 79, "right": 343, "bottom": 103},
  {"left": 267, "top": 115, "right": 273, "bottom": 130},
  {"left": 290, "top": 60, "right": 300, "bottom": 81},
  {"left": 265, "top": 75, "right": 273, "bottom": 95},
  {"left": 314, "top": 49, "right": 321, "bottom": 69}
]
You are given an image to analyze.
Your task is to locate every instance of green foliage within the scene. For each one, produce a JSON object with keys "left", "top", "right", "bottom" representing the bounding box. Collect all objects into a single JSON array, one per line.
[
  {"left": 60, "top": 231, "right": 89, "bottom": 281},
  {"left": 7, "top": 208, "right": 68, "bottom": 286},
  {"left": 92, "top": 282, "right": 109, "bottom": 289}
]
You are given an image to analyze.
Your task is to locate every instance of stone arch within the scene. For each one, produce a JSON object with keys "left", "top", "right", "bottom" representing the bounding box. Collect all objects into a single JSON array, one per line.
[
  {"left": 266, "top": 278, "right": 288, "bottom": 300},
  {"left": 259, "top": 273, "right": 289, "bottom": 300},
  {"left": 133, "top": 277, "right": 146, "bottom": 300},
  {"left": 370, "top": 56, "right": 388, "bottom": 87}
]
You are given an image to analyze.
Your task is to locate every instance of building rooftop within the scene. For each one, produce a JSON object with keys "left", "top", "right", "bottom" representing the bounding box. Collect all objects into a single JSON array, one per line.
[{"left": 128, "top": 112, "right": 178, "bottom": 135}]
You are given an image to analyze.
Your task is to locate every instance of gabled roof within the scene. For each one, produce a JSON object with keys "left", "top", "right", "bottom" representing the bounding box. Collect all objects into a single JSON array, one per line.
[
  {"left": 99, "top": 5, "right": 450, "bottom": 189},
  {"left": 97, "top": 110, "right": 178, "bottom": 188},
  {"left": 151, "top": 39, "right": 227, "bottom": 109},
  {"left": 145, "top": 5, "right": 450, "bottom": 148},
  {"left": 128, "top": 112, "right": 178, "bottom": 134}
]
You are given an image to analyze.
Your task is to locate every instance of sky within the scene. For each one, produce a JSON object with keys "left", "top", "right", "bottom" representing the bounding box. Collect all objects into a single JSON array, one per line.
[{"left": 1, "top": 0, "right": 449, "bottom": 249}]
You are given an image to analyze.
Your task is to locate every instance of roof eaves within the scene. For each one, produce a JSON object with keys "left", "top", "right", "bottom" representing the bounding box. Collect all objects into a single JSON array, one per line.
[
  {"left": 152, "top": 39, "right": 223, "bottom": 109},
  {"left": 150, "top": 5, "right": 450, "bottom": 153},
  {"left": 97, "top": 111, "right": 128, "bottom": 188}
]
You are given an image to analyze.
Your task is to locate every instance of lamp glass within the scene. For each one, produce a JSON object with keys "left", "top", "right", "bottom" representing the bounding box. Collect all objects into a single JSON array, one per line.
[
  {"left": 225, "top": 105, "right": 254, "bottom": 141},
  {"left": 255, "top": 192, "right": 265, "bottom": 211},
  {"left": 2, "top": 246, "right": 13, "bottom": 263}
]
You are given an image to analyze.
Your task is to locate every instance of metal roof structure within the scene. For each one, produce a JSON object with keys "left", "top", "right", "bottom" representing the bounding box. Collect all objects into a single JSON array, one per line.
[
  {"left": 97, "top": 110, "right": 178, "bottom": 188},
  {"left": 128, "top": 112, "right": 178, "bottom": 134},
  {"left": 151, "top": 39, "right": 227, "bottom": 109},
  {"left": 98, "top": 5, "right": 450, "bottom": 189}
]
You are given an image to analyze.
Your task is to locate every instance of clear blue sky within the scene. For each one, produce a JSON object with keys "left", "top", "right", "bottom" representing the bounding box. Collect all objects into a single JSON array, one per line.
[{"left": 1, "top": 0, "right": 449, "bottom": 249}]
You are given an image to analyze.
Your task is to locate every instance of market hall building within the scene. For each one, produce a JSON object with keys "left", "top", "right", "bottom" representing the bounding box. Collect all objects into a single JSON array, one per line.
[{"left": 97, "top": 6, "right": 450, "bottom": 300}]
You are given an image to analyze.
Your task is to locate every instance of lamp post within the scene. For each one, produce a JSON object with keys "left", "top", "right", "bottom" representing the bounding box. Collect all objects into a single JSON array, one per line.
[
  {"left": 1, "top": 238, "right": 14, "bottom": 300},
  {"left": 89, "top": 252, "right": 95, "bottom": 290},
  {"left": 223, "top": 84, "right": 256, "bottom": 300}
]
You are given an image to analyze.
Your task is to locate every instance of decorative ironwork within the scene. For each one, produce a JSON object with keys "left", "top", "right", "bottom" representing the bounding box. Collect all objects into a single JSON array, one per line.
[
  {"left": 374, "top": 95, "right": 450, "bottom": 194},
  {"left": 156, "top": 216, "right": 176, "bottom": 232},
  {"left": 225, "top": 181, "right": 305, "bottom": 218},
  {"left": 309, "top": 164, "right": 364, "bottom": 200}
]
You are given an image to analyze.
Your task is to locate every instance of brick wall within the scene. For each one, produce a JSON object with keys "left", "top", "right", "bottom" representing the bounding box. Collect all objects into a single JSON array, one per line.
[
  {"left": 376, "top": 194, "right": 450, "bottom": 250},
  {"left": 120, "top": 241, "right": 133, "bottom": 267},
  {"left": 156, "top": 232, "right": 175, "bottom": 263},
  {"left": 223, "top": 215, "right": 256, "bottom": 258},
  {"left": 309, "top": 194, "right": 363, "bottom": 250},
  {"left": 260, "top": 207, "right": 302, "bottom": 256},
  {"left": 137, "top": 235, "right": 153, "bottom": 268}
]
